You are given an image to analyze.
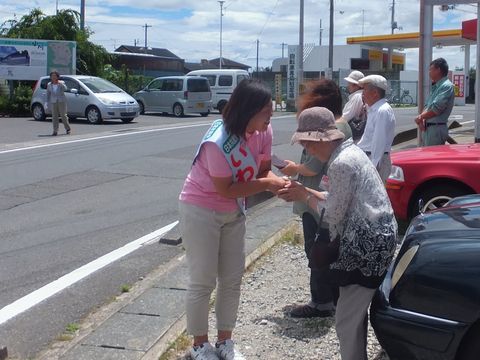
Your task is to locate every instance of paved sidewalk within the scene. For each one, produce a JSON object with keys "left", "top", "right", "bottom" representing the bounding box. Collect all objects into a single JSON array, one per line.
[
  {"left": 36, "top": 123, "right": 476, "bottom": 360},
  {"left": 37, "top": 198, "right": 296, "bottom": 360}
]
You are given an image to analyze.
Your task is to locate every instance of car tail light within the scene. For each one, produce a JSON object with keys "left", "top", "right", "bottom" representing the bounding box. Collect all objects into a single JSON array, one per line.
[
  {"left": 184, "top": 91, "right": 188, "bottom": 99},
  {"left": 391, "top": 245, "right": 419, "bottom": 290}
]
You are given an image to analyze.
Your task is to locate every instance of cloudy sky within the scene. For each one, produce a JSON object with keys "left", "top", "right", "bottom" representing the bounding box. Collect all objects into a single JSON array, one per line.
[{"left": 1, "top": 0, "right": 478, "bottom": 71}]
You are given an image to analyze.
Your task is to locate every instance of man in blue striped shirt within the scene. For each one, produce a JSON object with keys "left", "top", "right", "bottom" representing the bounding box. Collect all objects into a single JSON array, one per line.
[{"left": 415, "top": 58, "right": 455, "bottom": 146}]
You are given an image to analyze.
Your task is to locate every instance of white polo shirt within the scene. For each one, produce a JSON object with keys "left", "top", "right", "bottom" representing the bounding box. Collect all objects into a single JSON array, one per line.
[{"left": 357, "top": 98, "right": 396, "bottom": 167}]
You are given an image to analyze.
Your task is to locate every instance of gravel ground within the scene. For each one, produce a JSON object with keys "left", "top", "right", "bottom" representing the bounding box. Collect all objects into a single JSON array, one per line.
[{"left": 188, "top": 233, "right": 390, "bottom": 360}]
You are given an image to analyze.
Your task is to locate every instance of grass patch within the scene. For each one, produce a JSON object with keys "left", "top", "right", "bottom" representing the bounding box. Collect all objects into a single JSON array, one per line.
[
  {"left": 278, "top": 227, "right": 303, "bottom": 247},
  {"left": 56, "top": 323, "right": 80, "bottom": 342},
  {"left": 120, "top": 284, "right": 132, "bottom": 293},
  {"left": 158, "top": 332, "right": 191, "bottom": 360}
]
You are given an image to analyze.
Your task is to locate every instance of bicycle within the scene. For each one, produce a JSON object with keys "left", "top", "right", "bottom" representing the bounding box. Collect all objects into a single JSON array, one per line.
[{"left": 387, "top": 89, "right": 414, "bottom": 106}]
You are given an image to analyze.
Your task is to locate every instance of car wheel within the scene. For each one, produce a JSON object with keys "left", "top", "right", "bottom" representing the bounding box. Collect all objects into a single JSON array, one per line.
[
  {"left": 411, "top": 184, "right": 471, "bottom": 219},
  {"left": 456, "top": 322, "right": 480, "bottom": 360},
  {"left": 121, "top": 118, "right": 134, "bottom": 123},
  {"left": 173, "top": 103, "right": 184, "bottom": 117},
  {"left": 217, "top": 101, "right": 227, "bottom": 114},
  {"left": 138, "top": 101, "right": 145, "bottom": 115},
  {"left": 200, "top": 111, "right": 209, "bottom": 117},
  {"left": 32, "top": 103, "right": 46, "bottom": 121},
  {"left": 86, "top": 106, "right": 103, "bottom": 124}
]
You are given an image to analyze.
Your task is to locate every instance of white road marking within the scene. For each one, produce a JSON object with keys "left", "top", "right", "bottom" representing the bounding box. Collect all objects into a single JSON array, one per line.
[
  {"left": 0, "top": 114, "right": 293, "bottom": 155},
  {"left": 0, "top": 221, "right": 178, "bottom": 326},
  {"left": 460, "top": 120, "right": 475, "bottom": 125}
]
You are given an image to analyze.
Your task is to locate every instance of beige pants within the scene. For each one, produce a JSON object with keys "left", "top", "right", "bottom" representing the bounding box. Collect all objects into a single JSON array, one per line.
[
  {"left": 51, "top": 101, "right": 70, "bottom": 133},
  {"left": 179, "top": 201, "right": 246, "bottom": 336},
  {"left": 335, "top": 285, "right": 376, "bottom": 360}
]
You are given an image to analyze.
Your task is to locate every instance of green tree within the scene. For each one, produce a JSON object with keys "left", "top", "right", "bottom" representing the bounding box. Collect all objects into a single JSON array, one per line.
[{"left": 0, "top": 8, "right": 111, "bottom": 76}]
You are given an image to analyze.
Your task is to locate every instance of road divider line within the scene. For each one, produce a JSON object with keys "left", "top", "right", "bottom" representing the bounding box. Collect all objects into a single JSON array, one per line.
[
  {"left": 0, "top": 114, "right": 294, "bottom": 155},
  {"left": 0, "top": 221, "right": 178, "bottom": 326}
]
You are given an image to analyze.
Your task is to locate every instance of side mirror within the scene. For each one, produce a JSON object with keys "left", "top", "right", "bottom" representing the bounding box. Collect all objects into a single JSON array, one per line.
[{"left": 70, "top": 88, "right": 78, "bottom": 95}]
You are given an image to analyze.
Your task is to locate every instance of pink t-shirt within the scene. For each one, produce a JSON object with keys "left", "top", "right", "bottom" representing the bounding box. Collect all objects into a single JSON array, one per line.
[{"left": 179, "top": 124, "right": 273, "bottom": 212}]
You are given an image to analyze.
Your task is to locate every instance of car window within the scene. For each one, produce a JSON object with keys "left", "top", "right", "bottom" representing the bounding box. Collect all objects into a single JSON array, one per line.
[
  {"left": 63, "top": 78, "right": 88, "bottom": 95},
  {"left": 202, "top": 75, "right": 216, "bottom": 86},
  {"left": 148, "top": 79, "right": 163, "bottom": 91},
  {"left": 79, "top": 77, "right": 124, "bottom": 93},
  {"left": 237, "top": 74, "right": 249, "bottom": 84},
  {"left": 187, "top": 78, "right": 210, "bottom": 92},
  {"left": 40, "top": 78, "right": 49, "bottom": 89},
  {"left": 162, "top": 79, "right": 183, "bottom": 91},
  {"left": 218, "top": 75, "right": 233, "bottom": 87}
]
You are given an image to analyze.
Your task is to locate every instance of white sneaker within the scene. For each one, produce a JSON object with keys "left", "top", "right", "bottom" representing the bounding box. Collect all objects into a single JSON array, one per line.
[
  {"left": 215, "top": 339, "right": 246, "bottom": 360},
  {"left": 190, "top": 342, "right": 220, "bottom": 360}
]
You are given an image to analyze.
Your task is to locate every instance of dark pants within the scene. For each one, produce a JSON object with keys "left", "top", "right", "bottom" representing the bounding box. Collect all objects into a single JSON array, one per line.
[{"left": 302, "top": 212, "right": 339, "bottom": 306}]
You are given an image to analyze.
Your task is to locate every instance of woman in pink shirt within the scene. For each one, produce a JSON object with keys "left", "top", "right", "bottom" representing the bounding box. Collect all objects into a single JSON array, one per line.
[{"left": 179, "top": 79, "right": 286, "bottom": 360}]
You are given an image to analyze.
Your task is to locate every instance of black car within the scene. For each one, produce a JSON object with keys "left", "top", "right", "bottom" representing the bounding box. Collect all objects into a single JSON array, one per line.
[{"left": 371, "top": 199, "right": 480, "bottom": 360}]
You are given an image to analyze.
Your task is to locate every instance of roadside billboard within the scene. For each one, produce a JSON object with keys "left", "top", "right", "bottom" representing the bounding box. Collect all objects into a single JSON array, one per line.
[{"left": 0, "top": 38, "right": 76, "bottom": 80}]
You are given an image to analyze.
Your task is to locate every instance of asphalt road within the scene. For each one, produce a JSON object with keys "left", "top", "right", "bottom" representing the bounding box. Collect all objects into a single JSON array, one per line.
[{"left": 0, "top": 105, "right": 476, "bottom": 358}]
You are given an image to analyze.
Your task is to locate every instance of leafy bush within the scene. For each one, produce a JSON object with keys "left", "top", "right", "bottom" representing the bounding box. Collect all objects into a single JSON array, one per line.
[
  {"left": 0, "top": 85, "right": 33, "bottom": 116},
  {"left": 103, "top": 64, "right": 152, "bottom": 94}
]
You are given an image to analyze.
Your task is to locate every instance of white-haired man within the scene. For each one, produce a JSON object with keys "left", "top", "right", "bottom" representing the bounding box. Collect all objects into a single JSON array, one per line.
[{"left": 357, "top": 75, "right": 396, "bottom": 183}]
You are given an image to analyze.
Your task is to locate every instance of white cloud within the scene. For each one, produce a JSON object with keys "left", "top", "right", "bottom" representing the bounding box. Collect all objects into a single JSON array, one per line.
[{"left": 1, "top": 0, "right": 477, "bottom": 71}]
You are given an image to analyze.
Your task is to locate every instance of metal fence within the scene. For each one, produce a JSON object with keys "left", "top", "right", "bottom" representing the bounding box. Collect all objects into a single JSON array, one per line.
[{"left": 387, "top": 80, "right": 418, "bottom": 106}]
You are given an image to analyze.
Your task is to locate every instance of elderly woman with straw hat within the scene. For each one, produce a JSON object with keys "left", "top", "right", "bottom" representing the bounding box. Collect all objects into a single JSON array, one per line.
[{"left": 278, "top": 106, "right": 397, "bottom": 360}]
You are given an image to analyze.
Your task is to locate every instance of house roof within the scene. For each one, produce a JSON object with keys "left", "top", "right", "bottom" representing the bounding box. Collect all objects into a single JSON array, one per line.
[
  {"left": 208, "top": 57, "right": 251, "bottom": 69},
  {"left": 114, "top": 45, "right": 181, "bottom": 59}
]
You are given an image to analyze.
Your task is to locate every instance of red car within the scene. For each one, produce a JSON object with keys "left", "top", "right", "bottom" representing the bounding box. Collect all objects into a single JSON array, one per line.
[{"left": 386, "top": 143, "right": 480, "bottom": 221}]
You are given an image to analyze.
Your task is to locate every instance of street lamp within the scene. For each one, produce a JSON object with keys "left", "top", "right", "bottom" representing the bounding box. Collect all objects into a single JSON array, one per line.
[{"left": 218, "top": 1, "right": 225, "bottom": 69}]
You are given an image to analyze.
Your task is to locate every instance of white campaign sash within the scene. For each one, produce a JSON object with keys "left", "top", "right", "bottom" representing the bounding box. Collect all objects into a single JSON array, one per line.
[{"left": 194, "top": 119, "right": 258, "bottom": 213}]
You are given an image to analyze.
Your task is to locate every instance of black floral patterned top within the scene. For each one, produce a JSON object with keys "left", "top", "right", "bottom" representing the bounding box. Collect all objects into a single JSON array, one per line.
[{"left": 319, "top": 138, "right": 398, "bottom": 288}]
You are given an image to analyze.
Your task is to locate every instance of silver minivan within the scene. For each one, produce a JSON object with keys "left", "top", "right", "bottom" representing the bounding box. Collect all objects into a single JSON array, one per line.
[
  {"left": 133, "top": 76, "right": 212, "bottom": 117},
  {"left": 30, "top": 75, "right": 140, "bottom": 124}
]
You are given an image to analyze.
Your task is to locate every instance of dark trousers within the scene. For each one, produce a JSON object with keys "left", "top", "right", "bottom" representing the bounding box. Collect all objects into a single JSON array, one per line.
[{"left": 302, "top": 212, "right": 339, "bottom": 306}]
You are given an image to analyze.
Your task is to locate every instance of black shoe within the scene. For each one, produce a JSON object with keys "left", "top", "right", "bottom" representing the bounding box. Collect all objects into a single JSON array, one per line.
[
  {"left": 289, "top": 304, "right": 334, "bottom": 318},
  {"left": 66, "top": 129, "right": 71, "bottom": 135},
  {"left": 52, "top": 132, "right": 58, "bottom": 136}
]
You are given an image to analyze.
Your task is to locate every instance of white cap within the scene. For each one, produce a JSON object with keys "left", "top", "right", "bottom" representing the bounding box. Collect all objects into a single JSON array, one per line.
[
  {"left": 358, "top": 74, "right": 388, "bottom": 91},
  {"left": 344, "top": 70, "right": 364, "bottom": 85}
]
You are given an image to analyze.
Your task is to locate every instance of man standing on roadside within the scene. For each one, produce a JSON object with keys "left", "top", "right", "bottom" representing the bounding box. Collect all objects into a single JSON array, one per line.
[
  {"left": 342, "top": 71, "right": 366, "bottom": 141},
  {"left": 415, "top": 58, "right": 454, "bottom": 146},
  {"left": 357, "top": 75, "right": 396, "bottom": 183}
]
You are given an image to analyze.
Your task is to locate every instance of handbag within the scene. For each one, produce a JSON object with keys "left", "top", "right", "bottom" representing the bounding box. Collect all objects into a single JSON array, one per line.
[
  {"left": 308, "top": 209, "right": 340, "bottom": 269},
  {"left": 348, "top": 105, "right": 367, "bottom": 141}
]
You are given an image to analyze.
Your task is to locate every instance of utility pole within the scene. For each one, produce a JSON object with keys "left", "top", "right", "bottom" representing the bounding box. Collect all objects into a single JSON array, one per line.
[
  {"left": 328, "top": 0, "right": 334, "bottom": 69},
  {"left": 319, "top": 19, "right": 323, "bottom": 46},
  {"left": 134, "top": 39, "right": 138, "bottom": 47},
  {"left": 362, "top": 10, "right": 365, "bottom": 36},
  {"left": 256, "top": 39, "right": 259, "bottom": 78},
  {"left": 299, "top": 0, "right": 304, "bottom": 89},
  {"left": 218, "top": 1, "right": 225, "bottom": 69},
  {"left": 56, "top": 0, "right": 59, "bottom": 15},
  {"left": 391, "top": 0, "right": 396, "bottom": 34},
  {"left": 80, "top": 0, "right": 85, "bottom": 31},
  {"left": 143, "top": 23, "right": 152, "bottom": 48}
]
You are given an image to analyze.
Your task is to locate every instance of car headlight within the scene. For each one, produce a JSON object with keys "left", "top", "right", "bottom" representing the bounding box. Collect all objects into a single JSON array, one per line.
[
  {"left": 97, "top": 96, "right": 118, "bottom": 105},
  {"left": 391, "top": 245, "right": 419, "bottom": 290},
  {"left": 388, "top": 165, "right": 404, "bottom": 182}
]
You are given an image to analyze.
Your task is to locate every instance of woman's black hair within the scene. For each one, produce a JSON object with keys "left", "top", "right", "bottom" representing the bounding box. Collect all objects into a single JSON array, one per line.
[
  {"left": 222, "top": 79, "right": 271, "bottom": 137},
  {"left": 50, "top": 71, "right": 60, "bottom": 78}
]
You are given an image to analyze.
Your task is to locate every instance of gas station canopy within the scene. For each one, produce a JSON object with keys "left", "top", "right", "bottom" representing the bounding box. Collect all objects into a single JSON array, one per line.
[{"left": 346, "top": 19, "right": 477, "bottom": 49}]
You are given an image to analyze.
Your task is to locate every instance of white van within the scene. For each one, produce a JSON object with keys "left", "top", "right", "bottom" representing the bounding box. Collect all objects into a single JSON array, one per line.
[{"left": 186, "top": 69, "right": 250, "bottom": 113}]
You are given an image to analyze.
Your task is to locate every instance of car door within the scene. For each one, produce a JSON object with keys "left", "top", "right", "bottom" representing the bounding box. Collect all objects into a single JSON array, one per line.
[
  {"left": 160, "top": 79, "right": 183, "bottom": 111},
  {"left": 63, "top": 78, "right": 90, "bottom": 117},
  {"left": 142, "top": 79, "right": 163, "bottom": 112}
]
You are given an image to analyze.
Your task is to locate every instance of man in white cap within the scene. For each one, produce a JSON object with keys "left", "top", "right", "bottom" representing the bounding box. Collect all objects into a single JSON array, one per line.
[
  {"left": 357, "top": 75, "right": 396, "bottom": 183},
  {"left": 342, "top": 70, "right": 366, "bottom": 141}
]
